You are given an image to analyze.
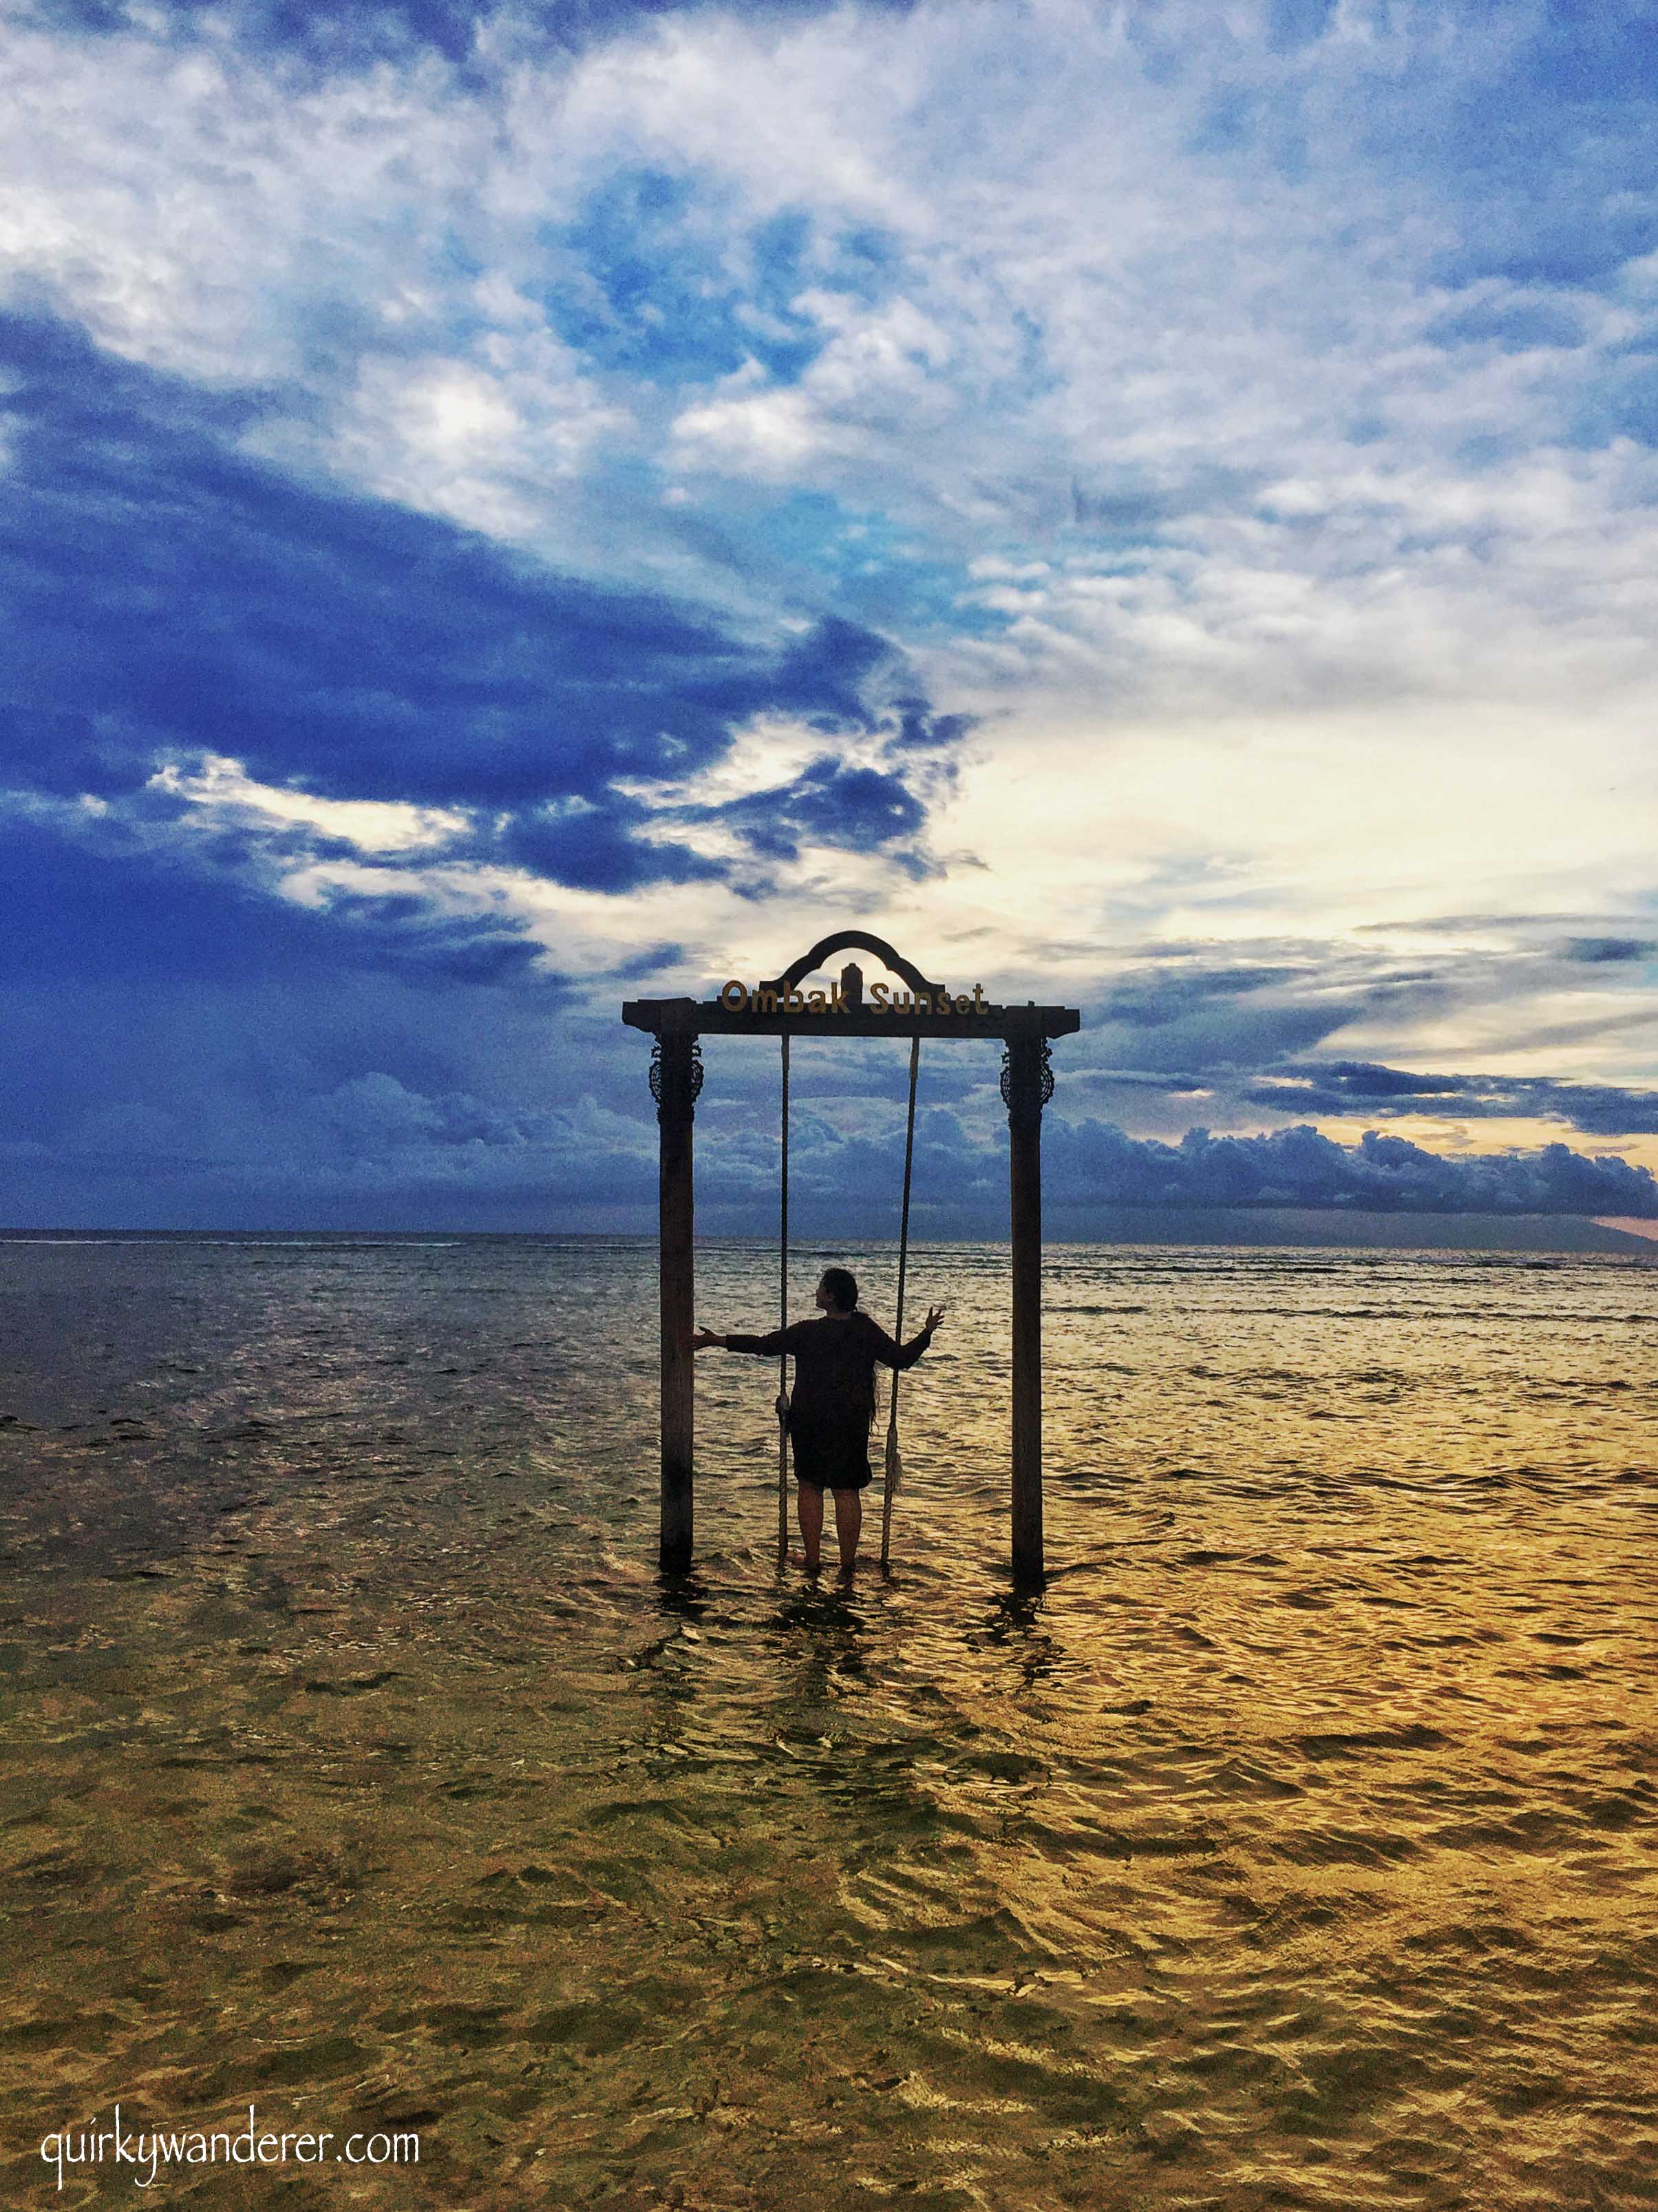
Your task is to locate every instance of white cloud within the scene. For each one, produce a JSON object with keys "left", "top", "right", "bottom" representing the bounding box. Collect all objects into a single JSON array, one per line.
[
  {"left": 5, "top": 0, "right": 1658, "bottom": 1128},
  {"left": 154, "top": 756, "right": 469, "bottom": 853},
  {"left": 285, "top": 337, "right": 634, "bottom": 540},
  {"left": 670, "top": 292, "right": 957, "bottom": 478}
]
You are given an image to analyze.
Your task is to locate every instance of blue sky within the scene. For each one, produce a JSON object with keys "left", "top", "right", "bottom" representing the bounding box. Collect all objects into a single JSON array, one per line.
[{"left": 4, "top": 0, "right": 1658, "bottom": 1233}]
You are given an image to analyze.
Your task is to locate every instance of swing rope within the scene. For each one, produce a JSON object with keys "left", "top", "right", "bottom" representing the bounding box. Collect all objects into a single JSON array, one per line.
[
  {"left": 776, "top": 1024, "right": 920, "bottom": 1570},
  {"left": 880, "top": 1033, "right": 921, "bottom": 1570},
  {"left": 776, "top": 1033, "right": 791, "bottom": 1566}
]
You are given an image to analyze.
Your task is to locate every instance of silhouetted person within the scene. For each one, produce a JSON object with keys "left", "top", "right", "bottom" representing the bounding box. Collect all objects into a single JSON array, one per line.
[{"left": 693, "top": 1266, "right": 943, "bottom": 1572}]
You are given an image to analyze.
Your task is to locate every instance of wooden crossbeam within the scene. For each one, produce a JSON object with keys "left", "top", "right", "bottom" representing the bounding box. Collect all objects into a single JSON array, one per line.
[{"left": 623, "top": 997, "right": 1080, "bottom": 1042}]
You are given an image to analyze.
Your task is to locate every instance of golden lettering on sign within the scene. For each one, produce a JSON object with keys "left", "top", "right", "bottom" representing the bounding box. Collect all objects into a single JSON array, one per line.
[{"left": 719, "top": 980, "right": 990, "bottom": 1014}]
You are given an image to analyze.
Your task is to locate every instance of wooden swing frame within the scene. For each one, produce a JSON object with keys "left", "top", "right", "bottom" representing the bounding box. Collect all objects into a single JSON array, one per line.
[{"left": 623, "top": 931, "right": 1081, "bottom": 1586}]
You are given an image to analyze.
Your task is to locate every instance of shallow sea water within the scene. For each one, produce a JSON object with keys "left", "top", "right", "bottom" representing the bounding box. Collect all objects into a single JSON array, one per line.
[{"left": 1, "top": 1233, "right": 1655, "bottom": 2210}]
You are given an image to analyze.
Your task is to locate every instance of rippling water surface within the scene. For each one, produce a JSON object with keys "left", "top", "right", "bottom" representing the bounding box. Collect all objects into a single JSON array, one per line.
[{"left": 1, "top": 1234, "right": 1655, "bottom": 2209}]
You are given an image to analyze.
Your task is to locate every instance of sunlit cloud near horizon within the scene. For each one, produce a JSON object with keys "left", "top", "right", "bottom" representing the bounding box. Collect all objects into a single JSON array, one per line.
[{"left": 3, "top": 0, "right": 1657, "bottom": 1234}]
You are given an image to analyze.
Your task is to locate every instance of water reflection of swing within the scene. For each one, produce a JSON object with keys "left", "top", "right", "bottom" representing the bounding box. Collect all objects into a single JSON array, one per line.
[{"left": 624, "top": 932, "right": 1081, "bottom": 1585}]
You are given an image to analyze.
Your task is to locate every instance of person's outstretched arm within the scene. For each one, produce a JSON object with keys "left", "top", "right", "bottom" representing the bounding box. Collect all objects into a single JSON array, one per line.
[
  {"left": 692, "top": 1323, "right": 795, "bottom": 1355},
  {"left": 869, "top": 1303, "right": 946, "bottom": 1370}
]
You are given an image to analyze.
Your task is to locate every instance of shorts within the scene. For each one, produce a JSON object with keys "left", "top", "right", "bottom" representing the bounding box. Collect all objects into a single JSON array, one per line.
[{"left": 789, "top": 1415, "right": 874, "bottom": 1493}]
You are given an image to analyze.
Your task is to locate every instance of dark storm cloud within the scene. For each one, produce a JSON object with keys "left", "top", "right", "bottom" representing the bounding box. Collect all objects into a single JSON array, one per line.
[
  {"left": 0, "top": 313, "right": 960, "bottom": 900},
  {"left": 0, "top": 810, "right": 560, "bottom": 1002},
  {"left": 1089, "top": 999, "right": 1315, "bottom": 1068},
  {"left": 692, "top": 757, "right": 928, "bottom": 868},
  {"left": 1042, "top": 1119, "right": 1658, "bottom": 1219},
  {"left": 1094, "top": 966, "right": 1306, "bottom": 1024},
  {"left": 11, "top": 852, "right": 1658, "bottom": 1228},
  {"left": 1561, "top": 936, "right": 1655, "bottom": 964},
  {"left": 0, "top": 312, "right": 976, "bottom": 1226},
  {"left": 887, "top": 702, "right": 975, "bottom": 754},
  {"left": 1065, "top": 925, "right": 1655, "bottom": 1125},
  {"left": 496, "top": 797, "right": 726, "bottom": 895},
  {"left": 0, "top": 827, "right": 500, "bottom": 1215},
  {"left": 0, "top": 810, "right": 684, "bottom": 1229},
  {"left": 698, "top": 1104, "right": 1658, "bottom": 1232},
  {"left": 1076, "top": 961, "right": 1388, "bottom": 1078},
  {"left": 1246, "top": 1060, "right": 1658, "bottom": 1137},
  {"left": 1058, "top": 945, "right": 1658, "bottom": 1157}
]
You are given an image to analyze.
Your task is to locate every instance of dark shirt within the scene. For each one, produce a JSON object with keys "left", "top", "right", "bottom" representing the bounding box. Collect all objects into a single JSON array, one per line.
[{"left": 725, "top": 1311, "right": 933, "bottom": 1426}]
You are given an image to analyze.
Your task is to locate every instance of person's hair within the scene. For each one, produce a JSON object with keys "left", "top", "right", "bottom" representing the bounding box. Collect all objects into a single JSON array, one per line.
[{"left": 819, "top": 1266, "right": 858, "bottom": 1313}]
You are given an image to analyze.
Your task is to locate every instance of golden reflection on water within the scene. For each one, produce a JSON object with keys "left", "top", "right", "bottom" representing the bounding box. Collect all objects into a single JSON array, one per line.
[{"left": 0, "top": 1236, "right": 1655, "bottom": 2209}]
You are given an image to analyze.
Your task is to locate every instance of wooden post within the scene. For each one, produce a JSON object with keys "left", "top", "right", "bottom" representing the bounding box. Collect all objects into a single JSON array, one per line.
[
  {"left": 653, "top": 1022, "right": 699, "bottom": 1572},
  {"left": 1004, "top": 1028, "right": 1049, "bottom": 1585}
]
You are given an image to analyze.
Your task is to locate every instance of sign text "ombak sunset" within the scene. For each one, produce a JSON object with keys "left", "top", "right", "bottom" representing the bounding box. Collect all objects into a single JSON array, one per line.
[{"left": 719, "top": 981, "right": 992, "bottom": 1015}]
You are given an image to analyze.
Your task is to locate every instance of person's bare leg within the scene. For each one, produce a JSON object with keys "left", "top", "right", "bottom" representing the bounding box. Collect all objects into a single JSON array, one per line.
[
  {"left": 832, "top": 1486, "right": 862, "bottom": 1574},
  {"left": 796, "top": 1483, "right": 825, "bottom": 1571}
]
